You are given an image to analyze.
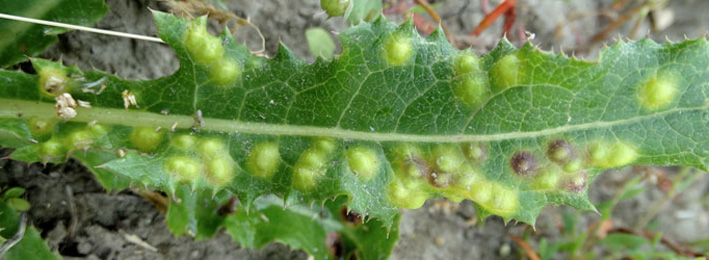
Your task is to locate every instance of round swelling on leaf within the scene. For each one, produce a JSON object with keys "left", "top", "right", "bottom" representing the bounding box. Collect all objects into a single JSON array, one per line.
[
  {"left": 387, "top": 180, "right": 427, "bottom": 209},
  {"left": 28, "top": 118, "right": 54, "bottom": 138},
  {"left": 293, "top": 150, "right": 329, "bottom": 191},
  {"left": 130, "top": 127, "right": 163, "bottom": 153},
  {"left": 38, "top": 68, "right": 68, "bottom": 96},
  {"left": 547, "top": 140, "right": 576, "bottom": 164},
  {"left": 40, "top": 139, "right": 65, "bottom": 158},
  {"left": 510, "top": 151, "right": 538, "bottom": 176},
  {"left": 206, "top": 156, "right": 235, "bottom": 188},
  {"left": 431, "top": 145, "right": 465, "bottom": 173},
  {"left": 346, "top": 146, "right": 380, "bottom": 181},
  {"left": 183, "top": 19, "right": 225, "bottom": 65},
  {"left": 247, "top": 142, "right": 281, "bottom": 179},
  {"left": 462, "top": 143, "right": 487, "bottom": 163},
  {"left": 172, "top": 135, "right": 197, "bottom": 151},
  {"left": 532, "top": 168, "right": 561, "bottom": 190},
  {"left": 210, "top": 58, "right": 241, "bottom": 86},
  {"left": 491, "top": 53, "right": 520, "bottom": 91},
  {"left": 638, "top": 70, "right": 678, "bottom": 110},
  {"left": 164, "top": 156, "right": 201, "bottom": 183},
  {"left": 321, "top": 0, "right": 349, "bottom": 17},
  {"left": 588, "top": 141, "right": 639, "bottom": 168},
  {"left": 453, "top": 52, "right": 480, "bottom": 75},
  {"left": 197, "top": 139, "right": 227, "bottom": 159},
  {"left": 67, "top": 130, "right": 93, "bottom": 150},
  {"left": 382, "top": 34, "right": 414, "bottom": 66},
  {"left": 454, "top": 75, "right": 490, "bottom": 108}
]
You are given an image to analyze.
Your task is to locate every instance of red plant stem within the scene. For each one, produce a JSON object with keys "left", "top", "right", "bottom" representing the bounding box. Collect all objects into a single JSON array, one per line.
[{"left": 472, "top": 0, "right": 517, "bottom": 36}]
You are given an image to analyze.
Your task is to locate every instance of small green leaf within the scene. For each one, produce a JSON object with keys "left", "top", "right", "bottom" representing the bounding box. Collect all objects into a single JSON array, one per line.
[
  {"left": 0, "top": 201, "right": 60, "bottom": 260},
  {"left": 0, "top": 0, "right": 108, "bottom": 67},
  {"left": 306, "top": 28, "right": 336, "bottom": 60},
  {"left": 600, "top": 233, "right": 650, "bottom": 252},
  {"left": 2, "top": 187, "right": 25, "bottom": 199},
  {"left": 6, "top": 198, "right": 30, "bottom": 212}
]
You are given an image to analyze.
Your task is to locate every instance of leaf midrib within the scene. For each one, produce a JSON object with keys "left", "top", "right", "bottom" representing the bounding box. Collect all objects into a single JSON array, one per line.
[{"left": 1, "top": 98, "right": 703, "bottom": 143}]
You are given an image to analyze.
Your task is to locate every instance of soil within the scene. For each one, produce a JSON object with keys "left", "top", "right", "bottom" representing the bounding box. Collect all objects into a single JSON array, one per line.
[{"left": 1, "top": 0, "right": 708, "bottom": 259}]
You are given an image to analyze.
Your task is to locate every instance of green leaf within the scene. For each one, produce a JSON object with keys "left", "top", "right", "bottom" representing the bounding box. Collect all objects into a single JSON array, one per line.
[
  {"left": 321, "top": 0, "right": 381, "bottom": 24},
  {"left": 306, "top": 27, "right": 336, "bottom": 60},
  {"left": 2, "top": 187, "right": 25, "bottom": 199},
  {"left": 1, "top": 11, "right": 709, "bottom": 258},
  {"left": 599, "top": 233, "right": 650, "bottom": 252},
  {"left": 6, "top": 198, "right": 29, "bottom": 212},
  {"left": 166, "top": 188, "right": 398, "bottom": 259},
  {"left": 0, "top": 201, "right": 60, "bottom": 260},
  {"left": 0, "top": 0, "right": 108, "bottom": 67}
]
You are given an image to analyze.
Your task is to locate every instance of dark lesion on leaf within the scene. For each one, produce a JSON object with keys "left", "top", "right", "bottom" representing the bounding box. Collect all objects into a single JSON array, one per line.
[
  {"left": 510, "top": 151, "right": 538, "bottom": 176},
  {"left": 339, "top": 206, "right": 363, "bottom": 226}
]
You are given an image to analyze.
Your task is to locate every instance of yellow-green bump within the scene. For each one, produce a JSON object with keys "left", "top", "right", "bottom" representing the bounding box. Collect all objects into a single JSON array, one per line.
[
  {"left": 532, "top": 168, "right": 561, "bottom": 190},
  {"left": 206, "top": 156, "right": 235, "bottom": 188},
  {"left": 588, "top": 141, "right": 638, "bottom": 168},
  {"left": 453, "top": 52, "right": 480, "bottom": 75},
  {"left": 469, "top": 178, "right": 493, "bottom": 204},
  {"left": 197, "top": 139, "right": 227, "bottom": 159},
  {"left": 40, "top": 139, "right": 65, "bottom": 158},
  {"left": 130, "top": 127, "right": 163, "bottom": 153},
  {"left": 387, "top": 180, "right": 428, "bottom": 209},
  {"left": 491, "top": 53, "right": 520, "bottom": 91},
  {"left": 172, "top": 135, "right": 198, "bottom": 151},
  {"left": 164, "top": 156, "right": 201, "bottom": 183},
  {"left": 210, "top": 58, "right": 241, "bottom": 86},
  {"left": 38, "top": 68, "right": 68, "bottom": 96},
  {"left": 183, "top": 19, "right": 225, "bottom": 65},
  {"left": 293, "top": 150, "right": 328, "bottom": 191},
  {"left": 382, "top": 33, "right": 414, "bottom": 66},
  {"left": 28, "top": 118, "right": 54, "bottom": 138},
  {"left": 321, "top": 0, "right": 349, "bottom": 17},
  {"left": 462, "top": 143, "right": 487, "bottom": 163},
  {"left": 67, "top": 130, "right": 93, "bottom": 150},
  {"left": 247, "top": 142, "right": 281, "bottom": 179},
  {"left": 454, "top": 75, "right": 490, "bottom": 108},
  {"left": 490, "top": 184, "right": 518, "bottom": 213},
  {"left": 346, "top": 146, "right": 380, "bottom": 181},
  {"left": 638, "top": 70, "right": 678, "bottom": 110},
  {"left": 431, "top": 145, "right": 465, "bottom": 173}
]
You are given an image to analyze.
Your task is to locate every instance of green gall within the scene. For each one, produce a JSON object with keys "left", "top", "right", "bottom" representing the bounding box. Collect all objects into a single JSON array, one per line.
[
  {"left": 388, "top": 181, "right": 427, "bottom": 209},
  {"left": 547, "top": 140, "right": 576, "bottom": 165},
  {"left": 346, "top": 146, "right": 380, "bottom": 181},
  {"left": 321, "top": 0, "right": 349, "bottom": 17},
  {"left": 198, "top": 139, "right": 227, "bottom": 159},
  {"left": 562, "top": 159, "right": 583, "bottom": 173},
  {"left": 588, "top": 141, "right": 639, "bottom": 168},
  {"left": 431, "top": 145, "right": 465, "bottom": 173},
  {"left": 172, "top": 135, "right": 198, "bottom": 151},
  {"left": 28, "top": 118, "right": 54, "bottom": 138},
  {"left": 164, "top": 156, "right": 201, "bottom": 183},
  {"left": 453, "top": 52, "right": 480, "bottom": 75},
  {"left": 40, "top": 139, "right": 65, "bottom": 158},
  {"left": 383, "top": 34, "right": 414, "bottom": 66},
  {"left": 130, "top": 127, "right": 163, "bottom": 153},
  {"left": 210, "top": 58, "right": 241, "bottom": 86},
  {"left": 206, "top": 156, "right": 235, "bottom": 188},
  {"left": 469, "top": 179, "right": 493, "bottom": 204},
  {"left": 247, "top": 142, "right": 281, "bottom": 179},
  {"left": 38, "top": 68, "right": 68, "bottom": 96},
  {"left": 454, "top": 75, "right": 490, "bottom": 108},
  {"left": 67, "top": 130, "right": 93, "bottom": 150},
  {"left": 462, "top": 143, "right": 487, "bottom": 163},
  {"left": 314, "top": 138, "right": 337, "bottom": 153},
  {"left": 89, "top": 124, "right": 109, "bottom": 136},
  {"left": 491, "top": 53, "right": 520, "bottom": 91},
  {"left": 490, "top": 184, "right": 518, "bottom": 213},
  {"left": 638, "top": 71, "right": 678, "bottom": 110},
  {"left": 183, "top": 19, "right": 225, "bottom": 65},
  {"left": 532, "top": 169, "right": 561, "bottom": 190},
  {"left": 293, "top": 150, "right": 329, "bottom": 191}
]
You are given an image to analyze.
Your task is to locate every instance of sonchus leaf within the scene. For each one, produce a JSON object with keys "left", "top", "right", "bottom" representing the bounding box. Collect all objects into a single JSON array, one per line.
[
  {"left": 1, "top": 11, "right": 709, "bottom": 257},
  {"left": 165, "top": 187, "right": 398, "bottom": 259},
  {"left": 0, "top": 0, "right": 108, "bottom": 67}
]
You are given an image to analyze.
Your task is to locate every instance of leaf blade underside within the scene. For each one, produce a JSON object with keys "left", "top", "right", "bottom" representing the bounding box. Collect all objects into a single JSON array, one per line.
[{"left": 1, "top": 11, "right": 708, "bottom": 259}]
